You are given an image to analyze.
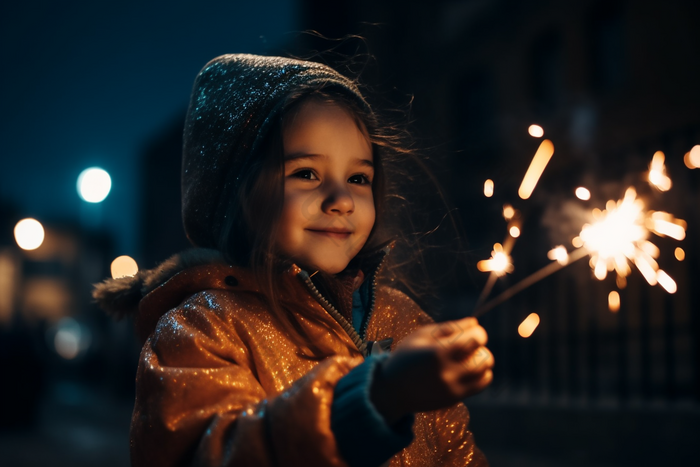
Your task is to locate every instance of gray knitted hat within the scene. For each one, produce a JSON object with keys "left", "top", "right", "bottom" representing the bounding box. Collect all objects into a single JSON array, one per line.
[{"left": 181, "top": 54, "right": 370, "bottom": 249}]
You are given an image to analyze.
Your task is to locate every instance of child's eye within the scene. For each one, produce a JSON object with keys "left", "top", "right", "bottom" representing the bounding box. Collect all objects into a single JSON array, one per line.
[
  {"left": 291, "top": 169, "right": 318, "bottom": 181},
  {"left": 349, "top": 174, "right": 372, "bottom": 185}
]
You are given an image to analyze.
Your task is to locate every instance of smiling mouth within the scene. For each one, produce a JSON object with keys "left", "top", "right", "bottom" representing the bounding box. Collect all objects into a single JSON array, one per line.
[{"left": 307, "top": 229, "right": 352, "bottom": 239}]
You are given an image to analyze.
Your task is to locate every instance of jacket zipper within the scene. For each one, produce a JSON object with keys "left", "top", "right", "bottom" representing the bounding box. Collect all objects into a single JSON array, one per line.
[{"left": 297, "top": 245, "right": 391, "bottom": 358}]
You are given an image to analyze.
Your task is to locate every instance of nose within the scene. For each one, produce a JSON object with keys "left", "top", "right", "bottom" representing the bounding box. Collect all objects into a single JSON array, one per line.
[{"left": 321, "top": 181, "right": 354, "bottom": 215}]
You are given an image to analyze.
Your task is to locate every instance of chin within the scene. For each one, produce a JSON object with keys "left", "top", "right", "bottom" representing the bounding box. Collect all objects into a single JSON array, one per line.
[
  {"left": 316, "top": 263, "right": 348, "bottom": 275},
  {"left": 307, "top": 257, "right": 350, "bottom": 275}
]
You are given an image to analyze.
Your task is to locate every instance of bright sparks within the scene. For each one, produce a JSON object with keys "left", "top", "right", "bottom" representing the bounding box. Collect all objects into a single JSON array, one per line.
[
  {"left": 477, "top": 243, "right": 514, "bottom": 276},
  {"left": 111, "top": 256, "right": 139, "bottom": 279},
  {"left": 518, "top": 139, "right": 554, "bottom": 199},
  {"left": 14, "top": 218, "right": 45, "bottom": 251},
  {"left": 608, "top": 291, "right": 620, "bottom": 312},
  {"left": 578, "top": 187, "right": 684, "bottom": 292},
  {"left": 648, "top": 151, "right": 672, "bottom": 191},
  {"left": 647, "top": 212, "right": 686, "bottom": 240},
  {"left": 575, "top": 187, "right": 591, "bottom": 200},
  {"left": 547, "top": 246, "right": 569, "bottom": 265},
  {"left": 484, "top": 179, "right": 494, "bottom": 197},
  {"left": 528, "top": 124, "right": 544, "bottom": 138},
  {"left": 656, "top": 270, "right": 677, "bottom": 294},
  {"left": 518, "top": 313, "right": 540, "bottom": 338}
]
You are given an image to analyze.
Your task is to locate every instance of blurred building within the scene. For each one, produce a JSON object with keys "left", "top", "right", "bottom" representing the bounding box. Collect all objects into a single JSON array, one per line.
[{"left": 139, "top": 112, "right": 192, "bottom": 269}]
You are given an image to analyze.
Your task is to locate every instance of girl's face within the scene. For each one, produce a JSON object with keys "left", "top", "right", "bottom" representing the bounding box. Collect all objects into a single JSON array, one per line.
[{"left": 276, "top": 100, "right": 375, "bottom": 274}]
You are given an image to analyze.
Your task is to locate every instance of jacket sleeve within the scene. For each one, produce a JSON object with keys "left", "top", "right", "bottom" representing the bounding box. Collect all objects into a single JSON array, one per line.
[
  {"left": 375, "top": 287, "right": 490, "bottom": 466},
  {"left": 331, "top": 353, "right": 416, "bottom": 467},
  {"left": 130, "top": 296, "right": 360, "bottom": 467}
]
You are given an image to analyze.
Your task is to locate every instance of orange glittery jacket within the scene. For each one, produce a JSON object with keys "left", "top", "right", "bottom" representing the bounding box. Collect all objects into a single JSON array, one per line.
[{"left": 94, "top": 247, "right": 488, "bottom": 467}]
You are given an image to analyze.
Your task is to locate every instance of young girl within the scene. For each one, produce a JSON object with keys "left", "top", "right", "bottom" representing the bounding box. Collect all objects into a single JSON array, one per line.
[{"left": 95, "top": 54, "right": 493, "bottom": 467}]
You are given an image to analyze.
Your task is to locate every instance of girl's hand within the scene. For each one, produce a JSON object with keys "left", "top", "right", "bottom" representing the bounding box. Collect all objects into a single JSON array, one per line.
[{"left": 370, "top": 317, "right": 494, "bottom": 425}]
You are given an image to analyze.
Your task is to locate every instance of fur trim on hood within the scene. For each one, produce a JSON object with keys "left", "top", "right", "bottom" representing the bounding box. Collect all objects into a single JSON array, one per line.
[{"left": 92, "top": 248, "right": 227, "bottom": 318}]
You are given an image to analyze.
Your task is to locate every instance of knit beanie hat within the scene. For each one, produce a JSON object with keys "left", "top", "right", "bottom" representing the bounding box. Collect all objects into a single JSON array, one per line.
[{"left": 182, "top": 54, "right": 371, "bottom": 249}]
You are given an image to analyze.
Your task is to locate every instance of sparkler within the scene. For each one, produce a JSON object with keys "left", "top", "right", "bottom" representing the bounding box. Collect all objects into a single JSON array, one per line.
[{"left": 472, "top": 134, "right": 690, "bottom": 328}]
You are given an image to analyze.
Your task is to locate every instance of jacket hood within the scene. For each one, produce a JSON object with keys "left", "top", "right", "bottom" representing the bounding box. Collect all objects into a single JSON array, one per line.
[{"left": 182, "top": 54, "right": 371, "bottom": 250}]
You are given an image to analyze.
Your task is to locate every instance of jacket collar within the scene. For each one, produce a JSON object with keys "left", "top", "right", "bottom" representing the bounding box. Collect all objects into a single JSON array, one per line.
[{"left": 93, "top": 241, "right": 395, "bottom": 343}]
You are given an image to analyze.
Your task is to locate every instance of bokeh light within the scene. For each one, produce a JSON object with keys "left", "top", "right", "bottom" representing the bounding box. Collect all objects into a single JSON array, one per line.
[
  {"left": 648, "top": 151, "right": 672, "bottom": 191},
  {"left": 656, "top": 270, "right": 677, "bottom": 294},
  {"left": 484, "top": 179, "right": 494, "bottom": 197},
  {"left": 575, "top": 187, "right": 591, "bottom": 200},
  {"left": 528, "top": 124, "right": 544, "bottom": 138},
  {"left": 77, "top": 167, "right": 112, "bottom": 203},
  {"left": 547, "top": 246, "right": 569, "bottom": 265},
  {"left": 53, "top": 317, "right": 91, "bottom": 360},
  {"left": 518, "top": 313, "right": 540, "bottom": 338},
  {"left": 608, "top": 291, "right": 620, "bottom": 312},
  {"left": 675, "top": 247, "right": 685, "bottom": 261},
  {"left": 503, "top": 204, "right": 515, "bottom": 221},
  {"left": 684, "top": 145, "right": 700, "bottom": 169},
  {"left": 509, "top": 226, "right": 521, "bottom": 238},
  {"left": 14, "top": 218, "right": 45, "bottom": 250},
  {"left": 518, "top": 139, "right": 554, "bottom": 199},
  {"left": 111, "top": 255, "right": 139, "bottom": 279}
]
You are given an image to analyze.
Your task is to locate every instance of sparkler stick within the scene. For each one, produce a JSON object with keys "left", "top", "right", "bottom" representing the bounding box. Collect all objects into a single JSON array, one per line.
[{"left": 472, "top": 247, "right": 589, "bottom": 317}]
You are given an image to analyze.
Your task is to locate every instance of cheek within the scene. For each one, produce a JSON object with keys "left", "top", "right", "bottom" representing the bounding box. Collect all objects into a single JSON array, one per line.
[
  {"left": 284, "top": 189, "right": 324, "bottom": 223},
  {"left": 359, "top": 196, "right": 376, "bottom": 234}
]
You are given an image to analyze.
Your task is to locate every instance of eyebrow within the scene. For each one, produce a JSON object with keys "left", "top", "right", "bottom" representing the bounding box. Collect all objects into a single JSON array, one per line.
[{"left": 284, "top": 152, "right": 374, "bottom": 168}]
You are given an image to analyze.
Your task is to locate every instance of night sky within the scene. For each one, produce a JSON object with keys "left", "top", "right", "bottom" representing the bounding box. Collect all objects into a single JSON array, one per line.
[{"left": 1, "top": 0, "right": 298, "bottom": 255}]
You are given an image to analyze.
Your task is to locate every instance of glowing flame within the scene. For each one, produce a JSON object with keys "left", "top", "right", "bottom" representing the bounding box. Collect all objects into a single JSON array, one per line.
[
  {"left": 518, "top": 139, "right": 554, "bottom": 200},
  {"left": 575, "top": 187, "right": 591, "bottom": 200},
  {"left": 518, "top": 313, "right": 540, "bottom": 338},
  {"left": 528, "top": 124, "right": 544, "bottom": 138},
  {"left": 547, "top": 246, "right": 569, "bottom": 265},
  {"left": 484, "top": 179, "right": 494, "bottom": 197},
  {"left": 578, "top": 187, "right": 681, "bottom": 292},
  {"left": 648, "top": 151, "right": 672, "bottom": 191},
  {"left": 477, "top": 243, "right": 514, "bottom": 276},
  {"left": 608, "top": 291, "right": 620, "bottom": 312}
]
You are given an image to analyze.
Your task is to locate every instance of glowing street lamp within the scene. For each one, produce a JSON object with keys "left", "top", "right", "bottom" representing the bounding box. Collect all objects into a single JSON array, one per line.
[
  {"left": 14, "top": 218, "right": 45, "bottom": 250},
  {"left": 77, "top": 167, "right": 111, "bottom": 203},
  {"left": 111, "top": 255, "right": 139, "bottom": 279}
]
